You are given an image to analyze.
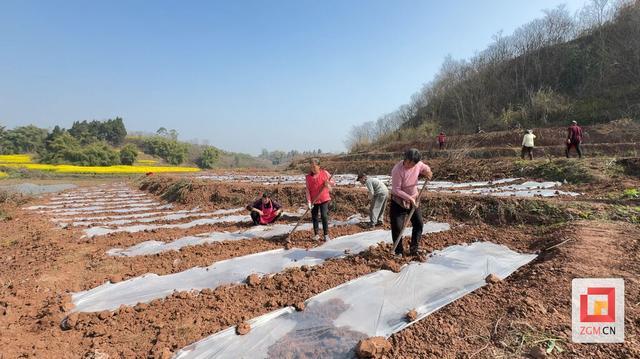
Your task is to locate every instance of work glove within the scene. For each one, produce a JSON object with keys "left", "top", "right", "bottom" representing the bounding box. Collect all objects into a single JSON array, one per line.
[{"left": 307, "top": 202, "right": 313, "bottom": 210}]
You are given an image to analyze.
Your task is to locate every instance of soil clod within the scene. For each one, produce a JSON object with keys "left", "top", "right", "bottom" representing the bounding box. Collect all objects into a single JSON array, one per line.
[
  {"left": 382, "top": 260, "right": 401, "bottom": 273},
  {"left": 485, "top": 273, "right": 502, "bottom": 284},
  {"left": 406, "top": 309, "right": 418, "bottom": 322},
  {"left": 236, "top": 322, "right": 251, "bottom": 335},
  {"left": 355, "top": 336, "right": 392, "bottom": 358},
  {"left": 246, "top": 274, "right": 261, "bottom": 287}
]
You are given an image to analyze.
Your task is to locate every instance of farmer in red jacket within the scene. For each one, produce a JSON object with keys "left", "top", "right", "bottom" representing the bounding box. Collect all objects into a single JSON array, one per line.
[
  {"left": 437, "top": 132, "right": 446, "bottom": 150},
  {"left": 566, "top": 120, "right": 583, "bottom": 158},
  {"left": 247, "top": 192, "right": 283, "bottom": 225},
  {"left": 305, "top": 158, "right": 336, "bottom": 241}
]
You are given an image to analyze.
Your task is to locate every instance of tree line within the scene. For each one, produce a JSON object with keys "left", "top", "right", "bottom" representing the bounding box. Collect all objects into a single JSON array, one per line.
[
  {"left": 0, "top": 120, "right": 221, "bottom": 168},
  {"left": 346, "top": 0, "right": 640, "bottom": 151}
]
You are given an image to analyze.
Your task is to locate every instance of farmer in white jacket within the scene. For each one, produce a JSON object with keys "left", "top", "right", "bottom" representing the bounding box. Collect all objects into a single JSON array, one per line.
[
  {"left": 521, "top": 129, "right": 536, "bottom": 160},
  {"left": 357, "top": 174, "right": 389, "bottom": 227}
]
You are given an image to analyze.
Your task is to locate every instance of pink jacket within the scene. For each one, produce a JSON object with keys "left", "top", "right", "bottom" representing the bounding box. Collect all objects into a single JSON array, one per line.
[
  {"left": 305, "top": 170, "right": 335, "bottom": 204},
  {"left": 391, "top": 160, "right": 431, "bottom": 208}
]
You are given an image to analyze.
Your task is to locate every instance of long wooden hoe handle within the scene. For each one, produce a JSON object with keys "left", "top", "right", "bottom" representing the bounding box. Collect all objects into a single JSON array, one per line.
[
  {"left": 390, "top": 179, "right": 429, "bottom": 253},
  {"left": 285, "top": 171, "right": 336, "bottom": 243}
]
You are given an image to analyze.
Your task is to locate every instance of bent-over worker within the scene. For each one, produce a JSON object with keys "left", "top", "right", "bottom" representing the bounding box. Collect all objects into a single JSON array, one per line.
[{"left": 357, "top": 173, "right": 389, "bottom": 227}]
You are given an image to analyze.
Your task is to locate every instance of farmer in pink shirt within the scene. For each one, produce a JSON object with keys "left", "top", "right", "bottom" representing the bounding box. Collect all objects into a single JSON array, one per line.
[
  {"left": 390, "top": 148, "right": 433, "bottom": 256},
  {"left": 305, "top": 158, "right": 336, "bottom": 241}
]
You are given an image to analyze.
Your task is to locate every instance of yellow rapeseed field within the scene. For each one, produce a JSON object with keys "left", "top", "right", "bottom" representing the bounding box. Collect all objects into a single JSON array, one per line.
[
  {"left": 0, "top": 154, "right": 32, "bottom": 163},
  {"left": 0, "top": 154, "right": 199, "bottom": 174},
  {"left": 136, "top": 159, "right": 158, "bottom": 165},
  {"left": 0, "top": 171, "right": 7, "bottom": 178}
]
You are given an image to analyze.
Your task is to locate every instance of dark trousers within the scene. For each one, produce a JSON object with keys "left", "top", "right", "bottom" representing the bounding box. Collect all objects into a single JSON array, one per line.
[
  {"left": 390, "top": 200, "right": 423, "bottom": 255},
  {"left": 439, "top": 142, "right": 445, "bottom": 150},
  {"left": 521, "top": 146, "right": 533, "bottom": 160},
  {"left": 566, "top": 142, "right": 582, "bottom": 158},
  {"left": 250, "top": 211, "right": 282, "bottom": 225},
  {"left": 311, "top": 201, "right": 330, "bottom": 235}
]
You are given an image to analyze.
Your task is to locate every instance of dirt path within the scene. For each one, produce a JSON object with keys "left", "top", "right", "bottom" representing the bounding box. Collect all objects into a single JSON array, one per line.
[{"left": 389, "top": 221, "right": 640, "bottom": 358}]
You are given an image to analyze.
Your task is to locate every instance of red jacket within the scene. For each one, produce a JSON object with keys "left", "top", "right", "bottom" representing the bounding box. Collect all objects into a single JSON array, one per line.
[
  {"left": 437, "top": 134, "right": 446, "bottom": 143},
  {"left": 305, "top": 170, "right": 334, "bottom": 204},
  {"left": 568, "top": 125, "right": 583, "bottom": 143}
]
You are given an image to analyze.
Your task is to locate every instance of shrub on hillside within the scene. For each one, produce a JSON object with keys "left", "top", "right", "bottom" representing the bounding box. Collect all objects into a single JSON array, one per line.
[
  {"left": 142, "top": 136, "right": 188, "bottom": 165},
  {"left": 119, "top": 144, "right": 138, "bottom": 165},
  {"left": 196, "top": 147, "right": 220, "bottom": 169}
]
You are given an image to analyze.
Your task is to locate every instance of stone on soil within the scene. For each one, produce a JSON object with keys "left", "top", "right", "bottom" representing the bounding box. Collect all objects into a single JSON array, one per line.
[
  {"left": 529, "top": 346, "right": 547, "bottom": 358},
  {"left": 356, "top": 336, "right": 392, "bottom": 358}
]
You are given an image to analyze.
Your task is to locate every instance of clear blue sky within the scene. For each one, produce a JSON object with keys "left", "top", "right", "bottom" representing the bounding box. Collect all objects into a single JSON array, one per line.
[{"left": 0, "top": 0, "right": 588, "bottom": 155}]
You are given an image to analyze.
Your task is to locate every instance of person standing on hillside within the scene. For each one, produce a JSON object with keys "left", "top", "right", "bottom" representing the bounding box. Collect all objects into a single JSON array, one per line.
[
  {"left": 437, "top": 132, "right": 447, "bottom": 150},
  {"left": 390, "top": 148, "right": 433, "bottom": 256},
  {"left": 305, "top": 158, "right": 336, "bottom": 241},
  {"left": 357, "top": 173, "right": 389, "bottom": 227},
  {"left": 247, "top": 192, "right": 283, "bottom": 225},
  {"left": 521, "top": 129, "right": 536, "bottom": 160},
  {"left": 566, "top": 120, "right": 583, "bottom": 158}
]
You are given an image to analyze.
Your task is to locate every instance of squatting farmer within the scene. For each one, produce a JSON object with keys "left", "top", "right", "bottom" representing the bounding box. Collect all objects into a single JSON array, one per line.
[
  {"left": 357, "top": 173, "right": 389, "bottom": 228},
  {"left": 390, "top": 148, "right": 433, "bottom": 256},
  {"left": 247, "top": 192, "right": 283, "bottom": 225},
  {"left": 305, "top": 158, "right": 336, "bottom": 241},
  {"left": 566, "top": 120, "right": 583, "bottom": 158},
  {"left": 521, "top": 129, "right": 536, "bottom": 160},
  {"left": 437, "top": 132, "right": 446, "bottom": 150}
]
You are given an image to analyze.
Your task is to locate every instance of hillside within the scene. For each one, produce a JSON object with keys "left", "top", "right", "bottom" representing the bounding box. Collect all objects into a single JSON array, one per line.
[{"left": 347, "top": 1, "right": 640, "bottom": 152}]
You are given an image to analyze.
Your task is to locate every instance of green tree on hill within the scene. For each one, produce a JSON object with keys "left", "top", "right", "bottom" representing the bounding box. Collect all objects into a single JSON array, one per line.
[
  {"left": 196, "top": 146, "right": 220, "bottom": 169},
  {"left": 119, "top": 144, "right": 138, "bottom": 165},
  {"left": 69, "top": 118, "right": 127, "bottom": 146},
  {"left": 142, "top": 136, "right": 188, "bottom": 165},
  {"left": 0, "top": 125, "right": 48, "bottom": 154}
]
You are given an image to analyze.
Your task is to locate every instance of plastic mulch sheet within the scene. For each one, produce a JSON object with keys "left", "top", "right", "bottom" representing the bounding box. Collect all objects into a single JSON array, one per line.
[
  {"left": 25, "top": 199, "right": 157, "bottom": 210},
  {"left": 174, "top": 242, "right": 536, "bottom": 359},
  {"left": 71, "top": 208, "right": 245, "bottom": 227},
  {"left": 106, "top": 214, "right": 369, "bottom": 257},
  {"left": 71, "top": 222, "right": 450, "bottom": 312},
  {"left": 50, "top": 204, "right": 174, "bottom": 217}
]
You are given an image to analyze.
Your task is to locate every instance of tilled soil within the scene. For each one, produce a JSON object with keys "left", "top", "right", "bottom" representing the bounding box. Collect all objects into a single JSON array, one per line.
[{"left": 1, "top": 179, "right": 639, "bottom": 358}]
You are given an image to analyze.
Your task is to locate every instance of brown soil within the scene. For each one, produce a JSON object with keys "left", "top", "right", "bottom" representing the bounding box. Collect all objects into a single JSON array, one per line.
[
  {"left": 388, "top": 221, "right": 640, "bottom": 358},
  {"left": 1, "top": 176, "right": 639, "bottom": 358}
]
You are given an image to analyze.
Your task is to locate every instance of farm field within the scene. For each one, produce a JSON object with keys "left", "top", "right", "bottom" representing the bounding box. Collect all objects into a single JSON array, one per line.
[{"left": 0, "top": 157, "right": 638, "bottom": 358}]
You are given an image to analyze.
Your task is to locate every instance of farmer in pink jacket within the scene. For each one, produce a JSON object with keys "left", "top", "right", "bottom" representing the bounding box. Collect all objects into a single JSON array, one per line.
[
  {"left": 390, "top": 148, "right": 433, "bottom": 256},
  {"left": 305, "top": 158, "right": 336, "bottom": 241}
]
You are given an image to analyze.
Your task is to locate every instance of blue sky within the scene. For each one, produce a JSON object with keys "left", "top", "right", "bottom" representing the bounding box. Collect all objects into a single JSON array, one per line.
[{"left": 0, "top": 0, "right": 588, "bottom": 155}]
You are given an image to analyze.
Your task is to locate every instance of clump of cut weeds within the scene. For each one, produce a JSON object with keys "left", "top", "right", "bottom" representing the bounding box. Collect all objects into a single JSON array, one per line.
[{"left": 161, "top": 180, "right": 194, "bottom": 203}]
